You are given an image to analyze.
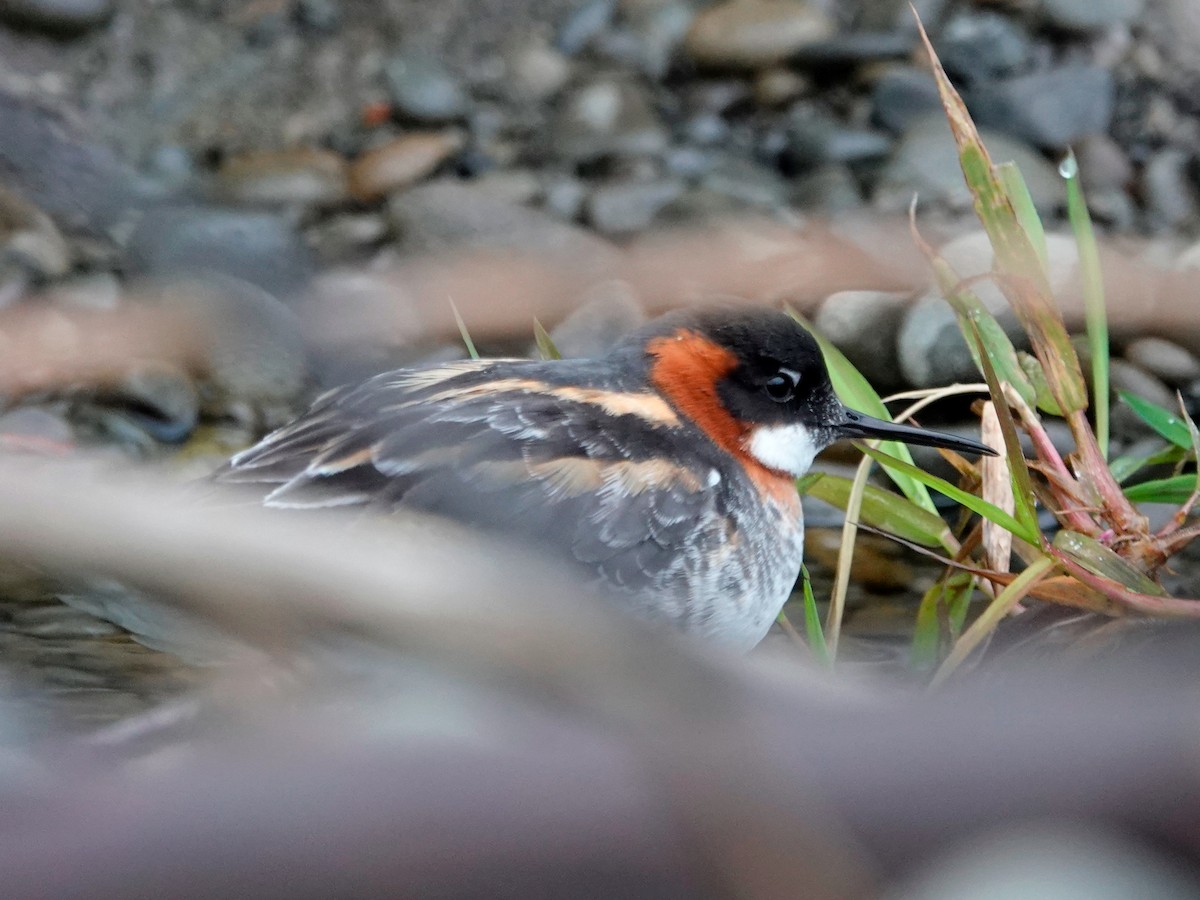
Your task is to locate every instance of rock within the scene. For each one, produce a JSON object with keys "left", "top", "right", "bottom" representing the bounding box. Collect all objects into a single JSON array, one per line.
[
  {"left": 505, "top": 35, "right": 572, "bottom": 102},
  {"left": 699, "top": 155, "right": 790, "bottom": 210},
  {"left": 541, "top": 174, "right": 589, "bottom": 220},
  {"left": 557, "top": 0, "right": 616, "bottom": 55},
  {"left": 1124, "top": 337, "right": 1200, "bottom": 386},
  {"left": 753, "top": 67, "right": 810, "bottom": 108},
  {"left": 43, "top": 272, "right": 121, "bottom": 311},
  {"left": 389, "top": 180, "right": 619, "bottom": 269},
  {"left": 875, "top": 113, "right": 1061, "bottom": 213},
  {"left": 897, "top": 292, "right": 982, "bottom": 387},
  {"left": 125, "top": 205, "right": 315, "bottom": 299},
  {"left": 615, "top": 0, "right": 695, "bottom": 78},
  {"left": 139, "top": 276, "right": 309, "bottom": 417},
  {"left": 1143, "top": 150, "right": 1199, "bottom": 230},
  {"left": 549, "top": 77, "right": 668, "bottom": 162},
  {"left": 77, "top": 362, "right": 200, "bottom": 446},
  {"left": 585, "top": 177, "right": 683, "bottom": 235},
  {"left": 348, "top": 131, "right": 464, "bottom": 202},
  {"left": 789, "top": 30, "right": 913, "bottom": 66},
  {"left": 548, "top": 282, "right": 646, "bottom": 358},
  {"left": 1111, "top": 358, "right": 1176, "bottom": 409},
  {"left": 1072, "top": 134, "right": 1132, "bottom": 190},
  {"left": 305, "top": 213, "right": 389, "bottom": 263},
  {"left": 967, "top": 67, "right": 1115, "bottom": 148},
  {"left": 937, "top": 10, "right": 1031, "bottom": 83},
  {"left": 814, "top": 290, "right": 909, "bottom": 389},
  {"left": 683, "top": 0, "right": 835, "bottom": 70},
  {"left": 0, "top": 0, "right": 111, "bottom": 34},
  {"left": 786, "top": 118, "right": 893, "bottom": 169},
  {"left": 0, "top": 183, "right": 70, "bottom": 280},
  {"left": 870, "top": 66, "right": 943, "bottom": 134},
  {"left": 1040, "top": 0, "right": 1144, "bottom": 32},
  {"left": 215, "top": 148, "right": 349, "bottom": 207},
  {"left": 792, "top": 164, "right": 863, "bottom": 213},
  {"left": 294, "top": 0, "right": 340, "bottom": 32},
  {"left": 385, "top": 51, "right": 470, "bottom": 122}
]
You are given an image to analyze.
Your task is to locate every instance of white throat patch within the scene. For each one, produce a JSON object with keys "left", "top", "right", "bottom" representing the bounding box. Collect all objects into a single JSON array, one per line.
[{"left": 745, "top": 423, "right": 820, "bottom": 477}]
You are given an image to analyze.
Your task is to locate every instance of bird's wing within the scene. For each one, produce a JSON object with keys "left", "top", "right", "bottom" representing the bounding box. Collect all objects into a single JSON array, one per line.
[{"left": 215, "top": 359, "right": 731, "bottom": 603}]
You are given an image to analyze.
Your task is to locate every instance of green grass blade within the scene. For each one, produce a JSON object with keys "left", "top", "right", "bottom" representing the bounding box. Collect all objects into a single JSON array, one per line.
[
  {"left": 450, "top": 298, "right": 480, "bottom": 360},
  {"left": 532, "top": 317, "right": 562, "bottom": 360},
  {"left": 911, "top": 568, "right": 975, "bottom": 672},
  {"left": 795, "top": 311, "right": 937, "bottom": 514},
  {"left": 860, "top": 445, "right": 1042, "bottom": 545},
  {"left": 1062, "top": 150, "right": 1110, "bottom": 458},
  {"left": 1110, "top": 445, "right": 1187, "bottom": 483},
  {"left": 998, "top": 161, "right": 1048, "bottom": 273},
  {"left": 800, "top": 565, "right": 831, "bottom": 666},
  {"left": 1123, "top": 475, "right": 1198, "bottom": 504},
  {"left": 1052, "top": 530, "right": 1167, "bottom": 596},
  {"left": 1119, "top": 392, "right": 1193, "bottom": 448},
  {"left": 797, "top": 473, "right": 952, "bottom": 548}
]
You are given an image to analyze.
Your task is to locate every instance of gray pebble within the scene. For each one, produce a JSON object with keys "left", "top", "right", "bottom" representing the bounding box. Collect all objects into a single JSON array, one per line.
[
  {"left": 586, "top": 178, "right": 683, "bottom": 235},
  {"left": 870, "top": 66, "right": 943, "bottom": 134},
  {"left": 815, "top": 291, "right": 910, "bottom": 389},
  {"left": 385, "top": 51, "right": 470, "bottom": 122},
  {"left": 700, "top": 156, "right": 790, "bottom": 210},
  {"left": 792, "top": 165, "right": 864, "bottom": 213},
  {"left": 557, "top": 0, "right": 616, "bottom": 55},
  {"left": 897, "top": 292, "right": 982, "bottom": 388},
  {"left": 1039, "top": 0, "right": 1145, "bottom": 32},
  {"left": 790, "top": 30, "right": 913, "bottom": 66},
  {"left": 549, "top": 283, "right": 646, "bottom": 358},
  {"left": 937, "top": 10, "right": 1031, "bottom": 83},
  {"left": 0, "top": 0, "right": 111, "bottom": 34},
  {"left": 967, "top": 67, "right": 1115, "bottom": 149},
  {"left": 1142, "top": 150, "right": 1199, "bottom": 231},
  {"left": 550, "top": 78, "right": 668, "bottom": 163},
  {"left": 1124, "top": 337, "right": 1200, "bottom": 386},
  {"left": 1111, "top": 358, "right": 1177, "bottom": 409},
  {"left": 875, "top": 113, "right": 1061, "bottom": 213},
  {"left": 683, "top": 0, "right": 835, "bottom": 70},
  {"left": 124, "top": 205, "right": 315, "bottom": 300}
]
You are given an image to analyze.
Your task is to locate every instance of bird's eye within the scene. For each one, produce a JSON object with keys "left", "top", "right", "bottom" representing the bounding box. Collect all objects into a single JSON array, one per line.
[{"left": 763, "top": 369, "right": 798, "bottom": 402}]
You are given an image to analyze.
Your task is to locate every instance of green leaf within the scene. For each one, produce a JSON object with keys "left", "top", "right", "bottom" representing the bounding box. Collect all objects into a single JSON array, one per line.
[
  {"left": 1062, "top": 149, "right": 1111, "bottom": 459},
  {"left": 1119, "top": 392, "right": 1193, "bottom": 448},
  {"left": 800, "top": 565, "right": 831, "bottom": 667},
  {"left": 860, "top": 444, "right": 1042, "bottom": 546},
  {"left": 911, "top": 568, "right": 975, "bottom": 672},
  {"left": 790, "top": 307, "right": 937, "bottom": 514},
  {"left": 1110, "top": 445, "right": 1187, "bottom": 484},
  {"left": 532, "top": 317, "right": 562, "bottom": 360},
  {"left": 798, "top": 472, "right": 951, "bottom": 548},
  {"left": 998, "top": 161, "right": 1048, "bottom": 273},
  {"left": 1052, "top": 530, "right": 1167, "bottom": 597},
  {"left": 1123, "top": 475, "right": 1199, "bottom": 504}
]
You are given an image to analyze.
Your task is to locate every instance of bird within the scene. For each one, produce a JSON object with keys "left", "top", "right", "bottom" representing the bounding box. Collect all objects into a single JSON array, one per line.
[{"left": 215, "top": 306, "right": 995, "bottom": 651}]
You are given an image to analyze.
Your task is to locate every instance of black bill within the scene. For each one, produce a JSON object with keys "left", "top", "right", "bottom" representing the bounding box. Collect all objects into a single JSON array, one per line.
[{"left": 836, "top": 408, "right": 998, "bottom": 457}]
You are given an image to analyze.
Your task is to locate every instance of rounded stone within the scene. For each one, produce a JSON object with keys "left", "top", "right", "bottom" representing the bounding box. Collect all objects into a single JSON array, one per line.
[
  {"left": 684, "top": 0, "right": 835, "bottom": 70},
  {"left": 1124, "top": 337, "right": 1200, "bottom": 386},
  {"left": 215, "top": 148, "right": 349, "bottom": 208},
  {"left": 348, "top": 131, "right": 464, "bottom": 202},
  {"left": 814, "top": 290, "right": 909, "bottom": 389},
  {"left": 0, "top": 0, "right": 112, "bottom": 34},
  {"left": 385, "top": 52, "right": 470, "bottom": 123}
]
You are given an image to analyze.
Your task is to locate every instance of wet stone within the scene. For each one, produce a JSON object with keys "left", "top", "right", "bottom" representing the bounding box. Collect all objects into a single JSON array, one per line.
[
  {"left": 348, "top": 131, "right": 465, "bottom": 202},
  {"left": 937, "top": 10, "right": 1031, "bottom": 83},
  {"left": 550, "top": 78, "right": 668, "bottom": 163},
  {"left": 0, "top": 0, "right": 112, "bottom": 34},
  {"left": 1142, "top": 150, "right": 1199, "bottom": 230},
  {"left": 385, "top": 51, "right": 470, "bottom": 122},
  {"left": 966, "top": 67, "right": 1115, "bottom": 148},
  {"left": 215, "top": 148, "right": 349, "bottom": 208},
  {"left": 124, "top": 205, "right": 315, "bottom": 299},
  {"left": 870, "top": 65, "right": 942, "bottom": 134},
  {"left": 1124, "top": 337, "right": 1200, "bottom": 386},
  {"left": 683, "top": 0, "right": 835, "bottom": 70},
  {"left": 586, "top": 177, "right": 684, "bottom": 235},
  {"left": 1111, "top": 358, "right": 1177, "bottom": 409},
  {"left": 549, "top": 283, "right": 646, "bottom": 358},
  {"left": 1040, "top": 0, "right": 1145, "bottom": 32},
  {"left": 815, "top": 290, "right": 909, "bottom": 389}
]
